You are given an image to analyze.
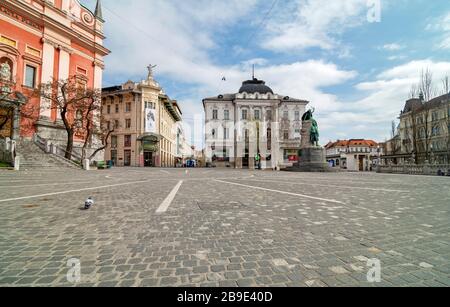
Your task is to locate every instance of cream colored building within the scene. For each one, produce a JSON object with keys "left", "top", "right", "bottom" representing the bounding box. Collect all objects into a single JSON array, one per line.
[
  {"left": 203, "top": 77, "right": 308, "bottom": 169},
  {"left": 101, "top": 67, "right": 182, "bottom": 167}
]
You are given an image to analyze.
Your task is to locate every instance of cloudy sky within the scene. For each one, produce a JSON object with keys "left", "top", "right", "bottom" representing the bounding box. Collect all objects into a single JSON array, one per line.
[{"left": 83, "top": 0, "right": 450, "bottom": 147}]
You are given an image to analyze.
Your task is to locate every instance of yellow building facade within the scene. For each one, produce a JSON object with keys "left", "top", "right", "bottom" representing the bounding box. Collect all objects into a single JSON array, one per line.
[{"left": 101, "top": 67, "right": 182, "bottom": 167}]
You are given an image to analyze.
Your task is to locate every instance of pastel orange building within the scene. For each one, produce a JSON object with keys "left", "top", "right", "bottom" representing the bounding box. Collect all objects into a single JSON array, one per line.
[{"left": 0, "top": 0, "right": 109, "bottom": 143}]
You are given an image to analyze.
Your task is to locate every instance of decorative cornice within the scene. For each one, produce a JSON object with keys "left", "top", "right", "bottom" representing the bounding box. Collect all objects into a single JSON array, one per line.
[
  {"left": 0, "top": 42, "right": 20, "bottom": 57},
  {"left": 0, "top": 3, "right": 44, "bottom": 32},
  {"left": 22, "top": 54, "right": 42, "bottom": 65},
  {"left": 93, "top": 59, "right": 105, "bottom": 69},
  {"left": 41, "top": 37, "right": 74, "bottom": 54}
]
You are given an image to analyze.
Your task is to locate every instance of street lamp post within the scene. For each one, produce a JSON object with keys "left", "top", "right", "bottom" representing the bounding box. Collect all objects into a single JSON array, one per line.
[
  {"left": 377, "top": 145, "right": 381, "bottom": 172},
  {"left": 430, "top": 144, "right": 434, "bottom": 165}
]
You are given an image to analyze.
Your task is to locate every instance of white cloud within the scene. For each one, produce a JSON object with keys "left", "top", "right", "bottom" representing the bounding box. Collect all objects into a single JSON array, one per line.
[
  {"left": 382, "top": 43, "right": 404, "bottom": 51},
  {"left": 387, "top": 55, "right": 407, "bottom": 61},
  {"left": 262, "top": 0, "right": 369, "bottom": 53},
  {"left": 426, "top": 11, "right": 450, "bottom": 50},
  {"left": 319, "top": 59, "right": 450, "bottom": 143},
  {"left": 82, "top": 1, "right": 449, "bottom": 147}
]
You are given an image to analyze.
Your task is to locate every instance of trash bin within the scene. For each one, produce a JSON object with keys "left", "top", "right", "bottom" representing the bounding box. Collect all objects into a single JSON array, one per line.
[{"left": 107, "top": 160, "right": 113, "bottom": 169}]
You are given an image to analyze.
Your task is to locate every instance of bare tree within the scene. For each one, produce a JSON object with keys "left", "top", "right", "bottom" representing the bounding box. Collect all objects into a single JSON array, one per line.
[
  {"left": 0, "top": 80, "right": 36, "bottom": 137},
  {"left": 87, "top": 117, "right": 115, "bottom": 161},
  {"left": 442, "top": 75, "right": 449, "bottom": 95},
  {"left": 418, "top": 69, "right": 436, "bottom": 162},
  {"left": 443, "top": 75, "right": 450, "bottom": 163},
  {"left": 409, "top": 84, "right": 418, "bottom": 99},
  {"left": 419, "top": 69, "right": 434, "bottom": 103},
  {"left": 35, "top": 77, "right": 101, "bottom": 160}
]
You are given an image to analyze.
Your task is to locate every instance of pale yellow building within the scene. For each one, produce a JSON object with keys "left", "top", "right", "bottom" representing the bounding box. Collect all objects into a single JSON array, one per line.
[{"left": 101, "top": 67, "right": 182, "bottom": 167}]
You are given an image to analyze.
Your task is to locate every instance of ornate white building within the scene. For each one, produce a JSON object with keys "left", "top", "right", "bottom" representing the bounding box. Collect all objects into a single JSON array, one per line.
[{"left": 203, "top": 78, "right": 309, "bottom": 169}]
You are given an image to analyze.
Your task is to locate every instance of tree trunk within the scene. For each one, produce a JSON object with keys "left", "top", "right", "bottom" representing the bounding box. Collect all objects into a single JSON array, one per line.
[{"left": 65, "top": 130, "right": 74, "bottom": 160}]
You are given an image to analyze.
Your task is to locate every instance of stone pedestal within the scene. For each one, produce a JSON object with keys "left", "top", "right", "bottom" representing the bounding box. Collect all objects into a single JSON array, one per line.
[{"left": 296, "top": 147, "right": 332, "bottom": 172}]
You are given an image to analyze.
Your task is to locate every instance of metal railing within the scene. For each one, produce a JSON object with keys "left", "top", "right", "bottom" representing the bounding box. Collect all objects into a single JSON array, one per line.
[
  {"left": 33, "top": 134, "right": 82, "bottom": 166},
  {"left": 379, "top": 163, "right": 450, "bottom": 176}
]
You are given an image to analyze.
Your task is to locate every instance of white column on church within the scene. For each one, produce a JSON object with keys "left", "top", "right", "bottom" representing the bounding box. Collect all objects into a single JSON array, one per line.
[
  {"left": 56, "top": 48, "right": 71, "bottom": 120},
  {"left": 39, "top": 41, "right": 55, "bottom": 119}
]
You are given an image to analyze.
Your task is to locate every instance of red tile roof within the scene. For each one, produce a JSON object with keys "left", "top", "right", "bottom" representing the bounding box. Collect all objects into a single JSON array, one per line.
[{"left": 326, "top": 139, "right": 379, "bottom": 149}]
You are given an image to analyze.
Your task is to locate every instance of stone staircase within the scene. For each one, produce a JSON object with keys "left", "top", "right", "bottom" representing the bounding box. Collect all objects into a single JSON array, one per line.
[{"left": 16, "top": 140, "right": 81, "bottom": 170}]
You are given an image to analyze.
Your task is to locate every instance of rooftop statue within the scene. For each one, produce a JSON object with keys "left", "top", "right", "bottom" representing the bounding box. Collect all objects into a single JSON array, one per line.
[{"left": 147, "top": 64, "right": 157, "bottom": 79}]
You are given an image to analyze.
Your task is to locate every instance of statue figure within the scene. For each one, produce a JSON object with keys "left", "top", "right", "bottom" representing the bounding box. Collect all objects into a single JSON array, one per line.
[
  {"left": 147, "top": 64, "right": 157, "bottom": 79},
  {"left": 310, "top": 119, "right": 319, "bottom": 146},
  {"left": 0, "top": 62, "right": 12, "bottom": 81},
  {"left": 302, "top": 107, "right": 315, "bottom": 121},
  {"left": 302, "top": 108, "right": 320, "bottom": 146}
]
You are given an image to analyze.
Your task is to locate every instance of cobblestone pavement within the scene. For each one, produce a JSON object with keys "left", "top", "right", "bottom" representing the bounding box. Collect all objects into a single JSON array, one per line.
[{"left": 0, "top": 168, "right": 449, "bottom": 287}]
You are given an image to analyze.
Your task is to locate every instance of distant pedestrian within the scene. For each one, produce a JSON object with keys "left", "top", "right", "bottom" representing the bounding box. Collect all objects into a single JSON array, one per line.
[{"left": 255, "top": 153, "right": 261, "bottom": 170}]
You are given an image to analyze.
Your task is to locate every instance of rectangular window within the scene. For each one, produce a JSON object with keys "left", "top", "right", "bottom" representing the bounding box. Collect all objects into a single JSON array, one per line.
[
  {"left": 111, "top": 135, "right": 118, "bottom": 148},
  {"left": 254, "top": 110, "right": 260, "bottom": 120},
  {"left": 283, "top": 130, "right": 289, "bottom": 140},
  {"left": 283, "top": 111, "right": 289, "bottom": 119},
  {"left": 110, "top": 150, "right": 117, "bottom": 166},
  {"left": 107, "top": 105, "right": 111, "bottom": 114},
  {"left": 266, "top": 110, "right": 272, "bottom": 121},
  {"left": 126, "top": 103, "right": 131, "bottom": 113},
  {"left": 126, "top": 119, "right": 131, "bottom": 129},
  {"left": 224, "top": 128, "right": 229, "bottom": 140},
  {"left": 124, "top": 135, "right": 132, "bottom": 147},
  {"left": 124, "top": 150, "right": 131, "bottom": 166},
  {"left": 224, "top": 110, "right": 230, "bottom": 120},
  {"left": 432, "top": 112, "right": 438, "bottom": 121},
  {"left": 212, "top": 109, "right": 218, "bottom": 120},
  {"left": 115, "top": 104, "right": 119, "bottom": 113},
  {"left": 295, "top": 111, "right": 300, "bottom": 121},
  {"left": 242, "top": 109, "right": 248, "bottom": 120},
  {"left": 114, "top": 120, "right": 119, "bottom": 129},
  {"left": 24, "top": 65, "right": 36, "bottom": 88},
  {"left": 294, "top": 129, "right": 301, "bottom": 139}
]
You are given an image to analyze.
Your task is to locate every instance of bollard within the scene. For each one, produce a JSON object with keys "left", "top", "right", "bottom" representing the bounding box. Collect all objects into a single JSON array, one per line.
[
  {"left": 14, "top": 156, "right": 20, "bottom": 171},
  {"left": 83, "top": 159, "right": 90, "bottom": 171}
]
